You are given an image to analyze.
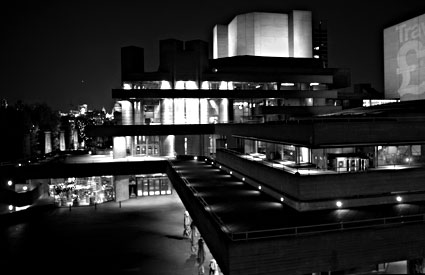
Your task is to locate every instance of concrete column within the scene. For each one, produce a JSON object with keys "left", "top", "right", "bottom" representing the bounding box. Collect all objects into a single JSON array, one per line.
[
  {"left": 199, "top": 99, "right": 209, "bottom": 124},
  {"left": 134, "top": 101, "right": 143, "bottom": 125},
  {"left": 59, "top": 131, "right": 65, "bottom": 151},
  {"left": 219, "top": 98, "right": 229, "bottom": 123},
  {"left": 113, "top": 137, "right": 127, "bottom": 159},
  {"left": 186, "top": 99, "right": 200, "bottom": 124},
  {"left": 174, "top": 98, "right": 185, "bottom": 124},
  {"left": 114, "top": 175, "right": 129, "bottom": 202},
  {"left": 161, "top": 98, "right": 174, "bottom": 124},
  {"left": 187, "top": 135, "right": 201, "bottom": 156},
  {"left": 161, "top": 135, "right": 175, "bottom": 157},
  {"left": 44, "top": 131, "right": 52, "bottom": 154},
  {"left": 120, "top": 100, "right": 133, "bottom": 125},
  {"left": 73, "top": 129, "right": 79, "bottom": 150}
]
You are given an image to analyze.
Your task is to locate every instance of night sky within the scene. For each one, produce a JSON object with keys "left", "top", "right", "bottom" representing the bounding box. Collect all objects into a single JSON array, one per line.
[{"left": 1, "top": 0, "right": 424, "bottom": 112}]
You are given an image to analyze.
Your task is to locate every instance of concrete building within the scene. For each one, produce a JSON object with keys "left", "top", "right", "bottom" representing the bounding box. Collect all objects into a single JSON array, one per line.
[{"left": 3, "top": 10, "right": 425, "bottom": 275}]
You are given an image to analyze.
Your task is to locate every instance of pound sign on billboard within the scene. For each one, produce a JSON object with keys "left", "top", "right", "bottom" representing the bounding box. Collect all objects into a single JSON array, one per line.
[{"left": 396, "top": 40, "right": 425, "bottom": 98}]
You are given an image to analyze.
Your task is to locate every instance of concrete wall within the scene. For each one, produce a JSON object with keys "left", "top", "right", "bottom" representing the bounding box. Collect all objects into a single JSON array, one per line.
[
  {"left": 228, "top": 12, "right": 289, "bottom": 57},
  {"left": 114, "top": 175, "right": 129, "bottom": 202},
  {"left": 113, "top": 136, "right": 127, "bottom": 159},
  {"left": 228, "top": 223, "right": 425, "bottom": 275},
  {"left": 289, "top": 10, "right": 313, "bottom": 58},
  {"left": 213, "top": 24, "right": 228, "bottom": 59},
  {"left": 216, "top": 149, "right": 425, "bottom": 205}
]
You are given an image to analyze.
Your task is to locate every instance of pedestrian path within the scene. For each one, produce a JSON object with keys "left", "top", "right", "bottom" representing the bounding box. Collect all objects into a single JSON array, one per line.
[{"left": 0, "top": 191, "right": 223, "bottom": 275}]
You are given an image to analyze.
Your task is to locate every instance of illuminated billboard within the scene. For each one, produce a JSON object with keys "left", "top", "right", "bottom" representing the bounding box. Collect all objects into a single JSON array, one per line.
[{"left": 384, "top": 13, "right": 425, "bottom": 100}]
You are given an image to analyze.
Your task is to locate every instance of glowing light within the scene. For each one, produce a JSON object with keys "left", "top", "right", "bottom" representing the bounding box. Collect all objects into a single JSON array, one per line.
[
  {"left": 281, "top": 83, "right": 295, "bottom": 86},
  {"left": 314, "top": 46, "right": 320, "bottom": 50},
  {"left": 396, "top": 196, "right": 403, "bottom": 202},
  {"left": 219, "top": 81, "right": 227, "bottom": 90},
  {"left": 201, "top": 81, "right": 210, "bottom": 90},
  {"left": 229, "top": 171, "right": 232, "bottom": 174},
  {"left": 15, "top": 205, "right": 30, "bottom": 211},
  {"left": 8, "top": 205, "right": 13, "bottom": 211},
  {"left": 123, "top": 83, "right": 132, "bottom": 90},
  {"left": 185, "top": 81, "right": 198, "bottom": 90},
  {"left": 22, "top": 186, "right": 28, "bottom": 191},
  {"left": 194, "top": 156, "right": 198, "bottom": 160},
  {"left": 258, "top": 185, "right": 262, "bottom": 190},
  {"left": 242, "top": 177, "right": 245, "bottom": 181},
  {"left": 310, "top": 82, "right": 320, "bottom": 86},
  {"left": 212, "top": 162, "right": 214, "bottom": 165},
  {"left": 18, "top": 163, "right": 21, "bottom": 167},
  {"left": 7, "top": 180, "right": 12, "bottom": 186},
  {"left": 228, "top": 81, "right": 234, "bottom": 90},
  {"left": 313, "top": 55, "right": 320, "bottom": 59},
  {"left": 160, "top": 80, "right": 171, "bottom": 90},
  {"left": 219, "top": 165, "right": 222, "bottom": 168},
  {"left": 175, "top": 81, "right": 185, "bottom": 90},
  {"left": 336, "top": 201, "right": 343, "bottom": 208},
  {"left": 280, "top": 197, "right": 284, "bottom": 202},
  {"left": 88, "top": 150, "right": 92, "bottom": 155}
]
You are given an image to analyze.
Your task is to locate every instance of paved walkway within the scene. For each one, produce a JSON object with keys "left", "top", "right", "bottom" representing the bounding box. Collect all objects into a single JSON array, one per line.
[{"left": 0, "top": 192, "right": 222, "bottom": 275}]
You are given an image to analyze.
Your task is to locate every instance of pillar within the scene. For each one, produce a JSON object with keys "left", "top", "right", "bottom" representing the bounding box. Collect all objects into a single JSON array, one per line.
[
  {"left": 120, "top": 100, "right": 133, "bottom": 125},
  {"left": 134, "top": 101, "right": 143, "bottom": 125},
  {"left": 113, "top": 137, "right": 127, "bottom": 159},
  {"left": 161, "top": 98, "right": 174, "bottom": 124},
  {"left": 59, "top": 131, "right": 65, "bottom": 151},
  {"left": 73, "top": 129, "right": 79, "bottom": 150},
  {"left": 219, "top": 98, "right": 229, "bottom": 123},
  {"left": 114, "top": 175, "right": 129, "bottom": 202},
  {"left": 44, "top": 131, "right": 52, "bottom": 154},
  {"left": 161, "top": 135, "right": 175, "bottom": 157},
  {"left": 199, "top": 99, "right": 209, "bottom": 124}
]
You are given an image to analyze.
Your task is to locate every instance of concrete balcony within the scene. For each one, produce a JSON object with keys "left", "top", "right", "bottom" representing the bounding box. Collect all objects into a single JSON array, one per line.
[{"left": 215, "top": 149, "right": 425, "bottom": 211}]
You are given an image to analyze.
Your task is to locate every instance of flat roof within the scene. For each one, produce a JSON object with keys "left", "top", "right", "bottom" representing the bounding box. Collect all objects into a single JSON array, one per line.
[{"left": 172, "top": 159, "right": 425, "bottom": 240}]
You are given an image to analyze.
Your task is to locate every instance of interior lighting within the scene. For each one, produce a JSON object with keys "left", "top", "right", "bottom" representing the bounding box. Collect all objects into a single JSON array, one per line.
[
  {"left": 336, "top": 201, "right": 343, "bottom": 208},
  {"left": 8, "top": 205, "right": 13, "bottom": 211},
  {"left": 242, "top": 177, "right": 245, "bottom": 181},
  {"left": 314, "top": 46, "right": 320, "bottom": 50},
  {"left": 281, "top": 83, "right": 295, "bottom": 86},
  {"left": 194, "top": 156, "right": 198, "bottom": 160},
  {"left": 219, "top": 165, "right": 222, "bottom": 168},
  {"left": 229, "top": 171, "right": 232, "bottom": 174},
  {"left": 22, "top": 186, "right": 28, "bottom": 191},
  {"left": 258, "top": 185, "right": 262, "bottom": 190},
  {"left": 313, "top": 55, "right": 320, "bottom": 59},
  {"left": 280, "top": 197, "right": 284, "bottom": 202},
  {"left": 175, "top": 81, "right": 185, "bottom": 90},
  {"left": 7, "top": 180, "right": 12, "bottom": 186},
  {"left": 396, "top": 196, "right": 403, "bottom": 202},
  {"left": 160, "top": 80, "right": 171, "bottom": 90},
  {"left": 310, "top": 83, "right": 320, "bottom": 86}
]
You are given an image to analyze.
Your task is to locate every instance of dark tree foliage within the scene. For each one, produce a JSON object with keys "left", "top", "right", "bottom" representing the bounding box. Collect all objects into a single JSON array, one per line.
[{"left": 0, "top": 101, "right": 60, "bottom": 162}]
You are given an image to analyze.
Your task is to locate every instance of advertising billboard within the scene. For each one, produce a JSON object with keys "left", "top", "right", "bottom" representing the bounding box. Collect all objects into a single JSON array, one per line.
[{"left": 384, "top": 14, "right": 425, "bottom": 100}]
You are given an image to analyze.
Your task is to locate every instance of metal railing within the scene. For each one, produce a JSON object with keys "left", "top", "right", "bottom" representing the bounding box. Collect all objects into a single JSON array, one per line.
[
  {"left": 229, "top": 213, "right": 425, "bottom": 241},
  {"left": 169, "top": 161, "right": 232, "bottom": 236}
]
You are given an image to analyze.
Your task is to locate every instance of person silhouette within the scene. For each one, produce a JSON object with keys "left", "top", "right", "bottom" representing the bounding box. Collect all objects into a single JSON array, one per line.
[{"left": 197, "top": 238, "right": 206, "bottom": 275}]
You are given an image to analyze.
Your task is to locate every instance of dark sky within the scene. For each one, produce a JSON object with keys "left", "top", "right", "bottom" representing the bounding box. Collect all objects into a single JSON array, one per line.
[{"left": 1, "top": 0, "right": 424, "bottom": 112}]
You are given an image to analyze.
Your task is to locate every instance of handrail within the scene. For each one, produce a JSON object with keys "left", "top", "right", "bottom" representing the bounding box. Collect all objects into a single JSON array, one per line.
[
  {"left": 168, "top": 161, "right": 232, "bottom": 236},
  {"left": 229, "top": 213, "right": 425, "bottom": 241}
]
